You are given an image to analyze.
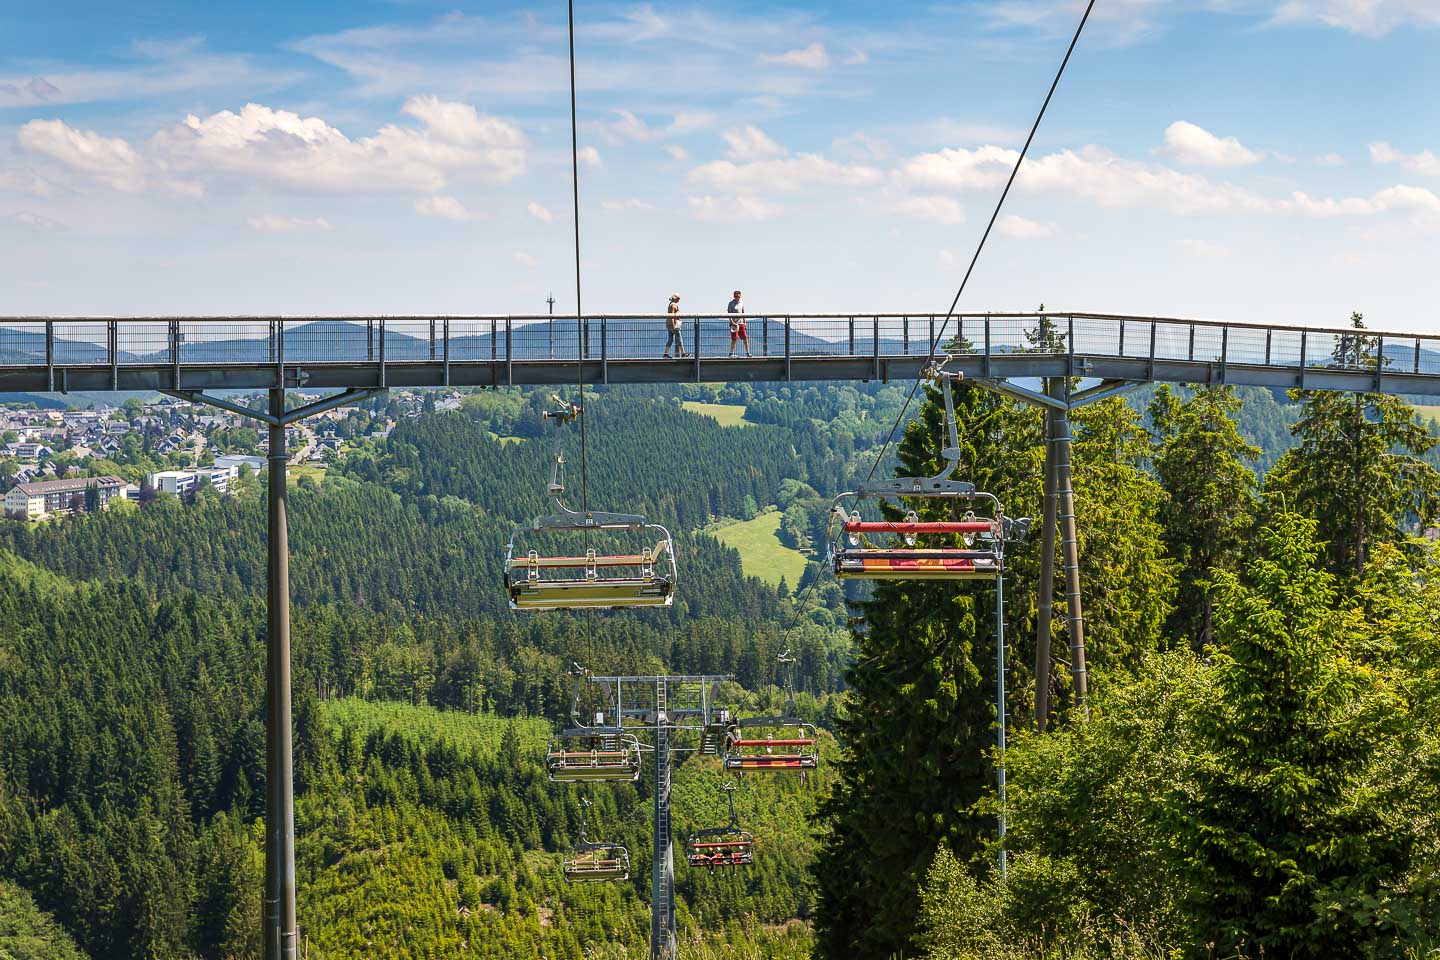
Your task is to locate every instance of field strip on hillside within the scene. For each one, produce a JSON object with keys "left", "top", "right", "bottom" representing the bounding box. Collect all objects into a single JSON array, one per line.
[
  {"left": 681, "top": 401, "right": 752, "bottom": 427},
  {"left": 707, "top": 510, "right": 809, "bottom": 590}
]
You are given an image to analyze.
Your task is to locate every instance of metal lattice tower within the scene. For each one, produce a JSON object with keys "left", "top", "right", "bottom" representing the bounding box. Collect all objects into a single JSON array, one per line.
[{"left": 566, "top": 673, "right": 731, "bottom": 960}]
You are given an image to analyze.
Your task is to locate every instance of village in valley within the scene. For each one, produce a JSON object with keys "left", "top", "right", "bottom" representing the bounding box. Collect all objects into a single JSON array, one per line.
[{"left": 0, "top": 390, "right": 464, "bottom": 521}]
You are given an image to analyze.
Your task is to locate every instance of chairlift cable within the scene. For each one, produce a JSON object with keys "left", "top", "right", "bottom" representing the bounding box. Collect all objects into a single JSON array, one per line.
[
  {"left": 862, "top": 0, "right": 1098, "bottom": 485},
  {"left": 567, "top": 0, "right": 589, "bottom": 517}
]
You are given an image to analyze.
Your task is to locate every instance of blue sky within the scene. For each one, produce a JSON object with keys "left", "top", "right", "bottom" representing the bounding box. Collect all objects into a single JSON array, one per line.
[{"left": 2, "top": 0, "right": 1439, "bottom": 330}]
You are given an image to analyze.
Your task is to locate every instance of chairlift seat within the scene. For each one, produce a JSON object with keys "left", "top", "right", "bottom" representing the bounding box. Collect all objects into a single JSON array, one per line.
[
  {"left": 545, "top": 735, "right": 642, "bottom": 783},
  {"left": 564, "top": 845, "right": 631, "bottom": 883},
  {"left": 722, "top": 720, "right": 820, "bottom": 773},
  {"left": 834, "top": 552, "right": 1002, "bottom": 580}
]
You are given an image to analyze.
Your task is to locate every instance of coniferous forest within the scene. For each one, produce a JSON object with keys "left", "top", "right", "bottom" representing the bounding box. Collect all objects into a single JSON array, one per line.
[{"left": 3, "top": 346, "right": 1440, "bottom": 958}]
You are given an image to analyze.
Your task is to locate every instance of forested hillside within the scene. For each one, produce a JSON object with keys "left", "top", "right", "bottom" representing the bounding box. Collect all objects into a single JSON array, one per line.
[{"left": 4, "top": 360, "right": 1440, "bottom": 959}]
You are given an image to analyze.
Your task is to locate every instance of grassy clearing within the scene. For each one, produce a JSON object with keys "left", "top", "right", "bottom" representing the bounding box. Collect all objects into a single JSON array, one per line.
[
  {"left": 487, "top": 431, "right": 526, "bottom": 445},
  {"left": 1412, "top": 404, "right": 1440, "bottom": 424},
  {"left": 288, "top": 464, "right": 328, "bottom": 484},
  {"left": 707, "top": 510, "right": 808, "bottom": 590},
  {"left": 681, "top": 401, "right": 752, "bottom": 428}
]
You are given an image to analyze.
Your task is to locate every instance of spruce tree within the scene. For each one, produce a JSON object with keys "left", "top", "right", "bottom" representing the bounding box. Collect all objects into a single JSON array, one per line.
[
  {"left": 1148, "top": 385, "right": 1260, "bottom": 646},
  {"left": 1169, "top": 512, "right": 1415, "bottom": 956},
  {"left": 813, "top": 380, "right": 1041, "bottom": 958},
  {"left": 1266, "top": 313, "right": 1440, "bottom": 578}
]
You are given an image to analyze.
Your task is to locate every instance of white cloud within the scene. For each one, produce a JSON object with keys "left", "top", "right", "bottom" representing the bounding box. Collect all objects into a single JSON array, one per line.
[
  {"left": 415, "top": 196, "right": 472, "bottom": 220},
  {"left": 6, "top": 211, "right": 66, "bottom": 231},
  {"left": 18, "top": 119, "right": 200, "bottom": 196},
  {"left": 688, "top": 194, "right": 782, "bottom": 222},
  {"left": 722, "top": 126, "right": 787, "bottom": 162},
  {"left": 601, "top": 197, "right": 655, "bottom": 212},
  {"left": 665, "top": 144, "right": 690, "bottom": 161},
  {"left": 589, "top": 109, "right": 659, "bottom": 145},
  {"left": 1370, "top": 141, "right": 1440, "bottom": 177},
  {"left": 1270, "top": 0, "right": 1440, "bottom": 35},
  {"left": 668, "top": 111, "right": 714, "bottom": 135},
  {"left": 758, "top": 42, "right": 831, "bottom": 69},
  {"left": 1018, "top": 146, "right": 1272, "bottom": 214},
  {"left": 247, "top": 214, "right": 334, "bottom": 233},
  {"left": 1161, "top": 121, "right": 1265, "bottom": 167},
  {"left": 997, "top": 214, "right": 1058, "bottom": 238},
  {"left": 154, "top": 97, "right": 527, "bottom": 194},
  {"left": 0, "top": 169, "right": 53, "bottom": 197},
  {"left": 577, "top": 145, "right": 602, "bottom": 168},
  {"left": 0, "top": 43, "right": 291, "bottom": 109},
  {"left": 1179, "top": 238, "right": 1229, "bottom": 259},
  {"left": 1285, "top": 184, "right": 1440, "bottom": 220},
  {"left": 527, "top": 201, "right": 554, "bottom": 223},
  {"left": 589, "top": 109, "right": 715, "bottom": 145},
  {"left": 895, "top": 145, "right": 1018, "bottom": 191},
  {"left": 832, "top": 132, "right": 894, "bottom": 162},
  {"left": 691, "top": 154, "right": 882, "bottom": 193},
  {"left": 1314, "top": 152, "right": 1346, "bottom": 167},
  {"left": 893, "top": 194, "right": 967, "bottom": 225},
  {"left": 513, "top": 251, "right": 539, "bottom": 266}
]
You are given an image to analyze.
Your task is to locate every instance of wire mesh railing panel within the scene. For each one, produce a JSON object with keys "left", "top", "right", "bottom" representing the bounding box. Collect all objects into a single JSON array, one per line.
[
  {"left": 1150, "top": 321, "right": 1194, "bottom": 361},
  {"left": 1072, "top": 318, "right": 1120, "bottom": 356},
  {"left": 1268, "top": 330, "right": 1303, "bottom": 367},
  {"left": 789, "top": 318, "right": 848, "bottom": 356},
  {"left": 448, "top": 319, "right": 501, "bottom": 362},
  {"left": 282, "top": 320, "right": 371, "bottom": 363},
  {"left": 381, "top": 321, "right": 439, "bottom": 362},
  {"left": 986, "top": 318, "right": 1033, "bottom": 355},
  {"left": 1192, "top": 326, "right": 1225, "bottom": 363},
  {"left": 0, "top": 323, "right": 48, "bottom": 364},
  {"left": 1303, "top": 331, "right": 1344, "bottom": 369},
  {"left": 117, "top": 323, "right": 171, "bottom": 364},
  {"left": 53, "top": 323, "right": 110, "bottom": 365},
  {"left": 180, "top": 323, "right": 273, "bottom": 365},
  {"left": 878, "top": 316, "right": 912, "bottom": 355},
  {"left": 1119, "top": 320, "right": 1152, "bottom": 359},
  {"left": 1418, "top": 338, "right": 1440, "bottom": 375},
  {"left": 1223, "top": 327, "right": 1269, "bottom": 366}
]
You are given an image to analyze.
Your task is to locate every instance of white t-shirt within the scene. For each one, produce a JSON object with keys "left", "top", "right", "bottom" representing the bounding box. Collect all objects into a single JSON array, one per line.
[{"left": 728, "top": 298, "right": 744, "bottom": 314}]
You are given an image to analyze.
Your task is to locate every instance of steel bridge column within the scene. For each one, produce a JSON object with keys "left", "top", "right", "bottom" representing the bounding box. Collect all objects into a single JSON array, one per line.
[
  {"left": 650, "top": 721, "right": 675, "bottom": 959},
  {"left": 1033, "top": 389, "right": 1060, "bottom": 731},
  {"left": 265, "top": 389, "right": 298, "bottom": 960},
  {"left": 1054, "top": 403, "right": 1089, "bottom": 714}
]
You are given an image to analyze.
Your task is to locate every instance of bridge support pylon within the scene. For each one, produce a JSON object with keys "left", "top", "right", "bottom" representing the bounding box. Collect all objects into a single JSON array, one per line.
[
  {"left": 970, "top": 374, "right": 1145, "bottom": 726},
  {"left": 161, "top": 383, "right": 383, "bottom": 959}
]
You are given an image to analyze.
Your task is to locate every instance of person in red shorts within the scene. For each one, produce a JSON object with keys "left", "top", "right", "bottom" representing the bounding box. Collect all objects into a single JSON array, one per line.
[{"left": 727, "top": 289, "right": 751, "bottom": 357}]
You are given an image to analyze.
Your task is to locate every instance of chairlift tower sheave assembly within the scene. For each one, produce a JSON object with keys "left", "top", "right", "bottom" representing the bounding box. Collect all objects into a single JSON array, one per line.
[{"left": 558, "top": 670, "right": 735, "bottom": 960}]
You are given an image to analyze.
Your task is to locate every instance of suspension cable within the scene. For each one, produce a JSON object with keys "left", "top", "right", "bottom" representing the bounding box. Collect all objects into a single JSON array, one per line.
[
  {"left": 863, "top": 0, "right": 1097, "bottom": 484},
  {"left": 567, "top": 0, "right": 588, "bottom": 516}
]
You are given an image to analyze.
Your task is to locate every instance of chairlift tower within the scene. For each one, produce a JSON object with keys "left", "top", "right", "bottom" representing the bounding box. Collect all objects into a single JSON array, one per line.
[{"left": 559, "top": 671, "right": 733, "bottom": 960}]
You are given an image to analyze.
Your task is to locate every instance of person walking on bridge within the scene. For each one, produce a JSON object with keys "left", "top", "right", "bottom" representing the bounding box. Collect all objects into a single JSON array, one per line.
[
  {"left": 727, "top": 289, "right": 750, "bottom": 357},
  {"left": 664, "top": 294, "right": 688, "bottom": 358}
]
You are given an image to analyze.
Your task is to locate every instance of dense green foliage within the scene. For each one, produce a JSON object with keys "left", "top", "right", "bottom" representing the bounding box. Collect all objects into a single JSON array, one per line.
[
  {"left": 0, "top": 880, "right": 90, "bottom": 960},
  {"left": 819, "top": 349, "right": 1440, "bottom": 959},
  {"left": 812, "top": 381, "right": 1177, "bottom": 958},
  {"left": 1149, "top": 385, "right": 1260, "bottom": 646}
]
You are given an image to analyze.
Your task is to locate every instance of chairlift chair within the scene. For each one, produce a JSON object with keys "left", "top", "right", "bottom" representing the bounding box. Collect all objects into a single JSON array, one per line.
[
  {"left": 545, "top": 667, "right": 644, "bottom": 783},
  {"left": 563, "top": 798, "right": 632, "bottom": 883},
  {"left": 722, "top": 653, "right": 819, "bottom": 774},
  {"left": 545, "top": 731, "right": 643, "bottom": 782},
  {"left": 506, "top": 452, "right": 677, "bottom": 611},
  {"left": 829, "top": 366, "right": 1027, "bottom": 581},
  {"left": 685, "top": 782, "right": 755, "bottom": 869}
]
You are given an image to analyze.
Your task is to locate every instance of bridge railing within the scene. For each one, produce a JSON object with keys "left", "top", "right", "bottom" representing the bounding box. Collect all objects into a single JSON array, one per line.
[{"left": 5, "top": 314, "right": 1440, "bottom": 380}]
